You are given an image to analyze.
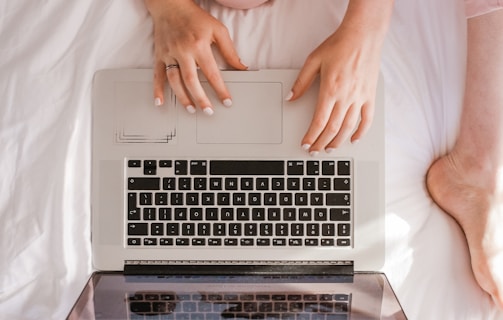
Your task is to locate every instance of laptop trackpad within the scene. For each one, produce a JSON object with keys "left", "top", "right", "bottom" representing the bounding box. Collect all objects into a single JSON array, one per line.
[{"left": 196, "top": 82, "right": 283, "bottom": 144}]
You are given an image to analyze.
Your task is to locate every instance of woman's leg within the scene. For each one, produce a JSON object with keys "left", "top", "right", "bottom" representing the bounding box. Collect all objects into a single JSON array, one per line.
[{"left": 427, "top": 9, "right": 503, "bottom": 307}]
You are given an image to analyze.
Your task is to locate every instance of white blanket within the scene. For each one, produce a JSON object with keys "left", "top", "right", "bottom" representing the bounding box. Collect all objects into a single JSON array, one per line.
[{"left": 1, "top": 0, "right": 502, "bottom": 319}]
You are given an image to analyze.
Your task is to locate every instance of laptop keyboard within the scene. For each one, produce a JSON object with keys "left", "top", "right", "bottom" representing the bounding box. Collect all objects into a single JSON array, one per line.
[
  {"left": 127, "top": 291, "right": 351, "bottom": 320},
  {"left": 126, "top": 159, "right": 352, "bottom": 248}
]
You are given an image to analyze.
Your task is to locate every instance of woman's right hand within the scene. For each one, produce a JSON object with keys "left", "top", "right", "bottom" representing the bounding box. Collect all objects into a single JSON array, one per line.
[{"left": 144, "top": 0, "right": 247, "bottom": 115}]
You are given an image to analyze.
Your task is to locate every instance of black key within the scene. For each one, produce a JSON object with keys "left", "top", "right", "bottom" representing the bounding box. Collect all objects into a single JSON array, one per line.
[
  {"left": 229, "top": 223, "right": 241, "bottom": 236},
  {"left": 159, "top": 160, "right": 172, "bottom": 167},
  {"left": 186, "top": 193, "right": 199, "bottom": 205},
  {"left": 260, "top": 223, "right": 273, "bottom": 236},
  {"left": 287, "top": 161, "right": 304, "bottom": 175},
  {"left": 210, "top": 178, "right": 223, "bottom": 190},
  {"left": 198, "top": 223, "right": 211, "bottom": 235},
  {"left": 248, "top": 193, "right": 261, "bottom": 205},
  {"left": 139, "top": 192, "right": 152, "bottom": 205},
  {"left": 233, "top": 193, "right": 246, "bottom": 205},
  {"left": 295, "top": 193, "right": 308, "bottom": 206},
  {"left": 128, "top": 160, "right": 141, "bottom": 167},
  {"left": 322, "top": 223, "right": 335, "bottom": 236},
  {"left": 307, "top": 161, "right": 320, "bottom": 175},
  {"left": 221, "top": 208, "right": 234, "bottom": 220},
  {"left": 283, "top": 208, "right": 296, "bottom": 220},
  {"left": 264, "top": 193, "right": 277, "bottom": 205},
  {"left": 128, "top": 177, "right": 160, "bottom": 190},
  {"left": 330, "top": 208, "right": 351, "bottom": 221},
  {"left": 256, "top": 178, "right": 269, "bottom": 190},
  {"left": 334, "top": 178, "right": 351, "bottom": 190},
  {"left": 298, "top": 208, "right": 312, "bottom": 220},
  {"left": 128, "top": 193, "right": 140, "bottom": 220},
  {"left": 252, "top": 208, "right": 265, "bottom": 220},
  {"left": 225, "top": 178, "right": 238, "bottom": 190},
  {"left": 159, "top": 208, "right": 171, "bottom": 220},
  {"left": 338, "top": 223, "right": 351, "bottom": 236},
  {"left": 174, "top": 208, "right": 187, "bottom": 220},
  {"left": 307, "top": 224, "right": 319, "bottom": 236},
  {"left": 244, "top": 223, "right": 258, "bottom": 236},
  {"left": 144, "top": 160, "right": 157, "bottom": 175},
  {"left": 241, "top": 178, "right": 253, "bottom": 190},
  {"left": 130, "top": 302, "right": 151, "bottom": 313},
  {"left": 128, "top": 238, "right": 141, "bottom": 246},
  {"left": 151, "top": 223, "right": 164, "bottom": 235},
  {"left": 174, "top": 160, "right": 188, "bottom": 175},
  {"left": 338, "top": 161, "right": 351, "bottom": 175},
  {"left": 190, "top": 208, "right": 203, "bottom": 220},
  {"left": 318, "top": 178, "right": 331, "bottom": 190},
  {"left": 237, "top": 208, "right": 250, "bottom": 220},
  {"left": 143, "top": 238, "right": 157, "bottom": 246},
  {"left": 128, "top": 223, "right": 148, "bottom": 236},
  {"left": 337, "top": 239, "right": 351, "bottom": 246},
  {"left": 287, "top": 178, "right": 300, "bottom": 190},
  {"left": 273, "top": 238, "right": 286, "bottom": 246},
  {"left": 182, "top": 223, "right": 195, "bottom": 235},
  {"left": 310, "top": 193, "right": 324, "bottom": 206},
  {"left": 160, "top": 238, "right": 173, "bottom": 246},
  {"left": 271, "top": 178, "right": 284, "bottom": 190},
  {"left": 217, "top": 193, "right": 230, "bottom": 205},
  {"left": 224, "top": 238, "right": 238, "bottom": 246},
  {"left": 194, "top": 178, "right": 207, "bottom": 190},
  {"left": 314, "top": 208, "right": 328, "bottom": 221},
  {"left": 210, "top": 161, "right": 284, "bottom": 175},
  {"left": 178, "top": 177, "right": 191, "bottom": 190},
  {"left": 155, "top": 192, "right": 168, "bottom": 205},
  {"left": 303, "top": 178, "right": 316, "bottom": 190},
  {"left": 190, "top": 160, "right": 207, "bottom": 175},
  {"left": 291, "top": 224, "right": 304, "bottom": 236},
  {"left": 326, "top": 193, "right": 351, "bottom": 206},
  {"left": 279, "top": 193, "right": 293, "bottom": 205},
  {"left": 202, "top": 193, "right": 215, "bottom": 205},
  {"left": 322, "top": 161, "right": 335, "bottom": 175},
  {"left": 143, "top": 208, "right": 156, "bottom": 220},
  {"left": 163, "top": 177, "right": 176, "bottom": 190},
  {"left": 167, "top": 223, "right": 179, "bottom": 235}
]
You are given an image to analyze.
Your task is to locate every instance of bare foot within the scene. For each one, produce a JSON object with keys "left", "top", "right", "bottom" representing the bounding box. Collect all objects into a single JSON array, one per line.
[{"left": 426, "top": 152, "right": 503, "bottom": 308}]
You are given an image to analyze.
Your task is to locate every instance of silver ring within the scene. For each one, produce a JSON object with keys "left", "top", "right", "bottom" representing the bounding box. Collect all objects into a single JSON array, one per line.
[{"left": 165, "top": 64, "right": 180, "bottom": 71}]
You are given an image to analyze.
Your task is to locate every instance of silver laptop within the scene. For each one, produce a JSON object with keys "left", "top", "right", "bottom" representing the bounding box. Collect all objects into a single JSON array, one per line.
[{"left": 68, "top": 69, "right": 406, "bottom": 319}]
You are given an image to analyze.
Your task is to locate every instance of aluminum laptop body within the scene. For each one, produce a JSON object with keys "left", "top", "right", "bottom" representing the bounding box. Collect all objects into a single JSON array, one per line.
[{"left": 68, "top": 68, "right": 408, "bottom": 319}]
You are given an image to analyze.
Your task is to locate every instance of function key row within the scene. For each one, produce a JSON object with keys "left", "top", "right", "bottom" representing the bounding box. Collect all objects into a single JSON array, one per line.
[{"left": 127, "top": 160, "right": 351, "bottom": 176}]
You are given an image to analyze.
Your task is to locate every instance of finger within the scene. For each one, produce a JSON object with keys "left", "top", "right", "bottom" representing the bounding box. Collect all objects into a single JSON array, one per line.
[
  {"left": 350, "top": 101, "right": 375, "bottom": 143},
  {"left": 301, "top": 77, "right": 338, "bottom": 152},
  {"left": 153, "top": 61, "right": 167, "bottom": 106},
  {"left": 308, "top": 101, "right": 348, "bottom": 153},
  {"left": 213, "top": 25, "right": 248, "bottom": 71},
  {"left": 196, "top": 49, "right": 233, "bottom": 107},
  {"left": 287, "top": 54, "right": 320, "bottom": 101},
  {"left": 165, "top": 64, "right": 196, "bottom": 114},
  {"left": 178, "top": 57, "right": 214, "bottom": 115},
  {"left": 325, "top": 103, "right": 361, "bottom": 151}
]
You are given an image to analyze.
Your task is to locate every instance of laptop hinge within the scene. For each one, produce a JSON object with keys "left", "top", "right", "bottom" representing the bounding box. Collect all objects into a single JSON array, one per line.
[{"left": 123, "top": 260, "right": 354, "bottom": 276}]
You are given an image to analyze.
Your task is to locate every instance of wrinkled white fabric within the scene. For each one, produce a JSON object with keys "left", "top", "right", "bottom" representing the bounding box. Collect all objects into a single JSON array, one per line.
[{"left": 1, "top": 0, "right": 502, "bottom": 319}]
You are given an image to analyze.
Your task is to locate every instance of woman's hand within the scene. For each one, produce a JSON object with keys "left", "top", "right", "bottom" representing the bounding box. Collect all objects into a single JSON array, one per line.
[
  {"left": 144, "top": 0, "right": 247, "bottom": 115},
  {"left": 288, "top": 0, "right": 393, "bottom": 154}
]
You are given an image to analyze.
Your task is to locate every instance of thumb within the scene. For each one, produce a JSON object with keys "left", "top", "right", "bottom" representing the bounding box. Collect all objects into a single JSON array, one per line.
[{"left": 287, "top": 58, "right": 319, "bottom": 101}]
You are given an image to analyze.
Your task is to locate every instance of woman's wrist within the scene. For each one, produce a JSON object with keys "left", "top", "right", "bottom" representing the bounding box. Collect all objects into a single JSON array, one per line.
[{"left": 340, "top": 0, "right": 394, "bottom": 41}]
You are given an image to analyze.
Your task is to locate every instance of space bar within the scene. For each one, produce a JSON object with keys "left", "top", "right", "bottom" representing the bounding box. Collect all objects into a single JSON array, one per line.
[{"left": 210, "top": 160, "right": 284, "bottom": 175}]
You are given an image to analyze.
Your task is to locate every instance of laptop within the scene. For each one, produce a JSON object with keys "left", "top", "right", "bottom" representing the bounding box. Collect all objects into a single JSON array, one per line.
[{"left": 67, "top": 69, "right": 406, "bottom": 319}]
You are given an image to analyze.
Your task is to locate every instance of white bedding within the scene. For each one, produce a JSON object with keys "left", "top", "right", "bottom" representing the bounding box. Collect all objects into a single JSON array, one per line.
[{"left": 1, "top": 0, "right": 502, "bottom": 319}]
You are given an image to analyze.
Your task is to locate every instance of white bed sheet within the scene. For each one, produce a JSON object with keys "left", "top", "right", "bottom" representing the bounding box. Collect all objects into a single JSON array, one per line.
[{"left": 1, "top": 0, "right": 502, "bottom": 319}]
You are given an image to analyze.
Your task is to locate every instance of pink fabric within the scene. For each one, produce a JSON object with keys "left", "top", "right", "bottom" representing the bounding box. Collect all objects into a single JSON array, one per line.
[
  {"left": 214, "top": 0, "right": 269, "bottom": 10},
  {"left": 465, "top": 0, "right": 503, "bottom": 17}
]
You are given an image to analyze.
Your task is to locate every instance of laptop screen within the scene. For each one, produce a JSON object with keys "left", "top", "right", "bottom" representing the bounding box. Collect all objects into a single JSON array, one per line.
[{"left": 67, "top": 272, "right": 406, "bottom": 319}]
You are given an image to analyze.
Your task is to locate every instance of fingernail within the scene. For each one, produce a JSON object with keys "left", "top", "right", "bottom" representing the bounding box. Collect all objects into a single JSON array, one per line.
[
  {"left": 309, "top": 150, "right": 319, "bottom": 157},
  {"left": 154, "top": 97, "right": 162, "bottom": 106},
  {"left": 325, "top": 148, "right": 336, "bottom": 154},
  {"left": 203, "top": 107, "right": 214, "bottom": 116},
  {"left": 352, "top": 139, "right": 360, "bottom": 145},
  {"left": 301, "top": 144, "right": 311, "bottom": 151},
  {"left": 186, "top": 105, "right": 196, "bottom": 114},
  {"left": 223, "top": 98, "right": 232, "bottom": 108},
  {"left": 285, "top": 90, "right": 294, "bottom": 101}
]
